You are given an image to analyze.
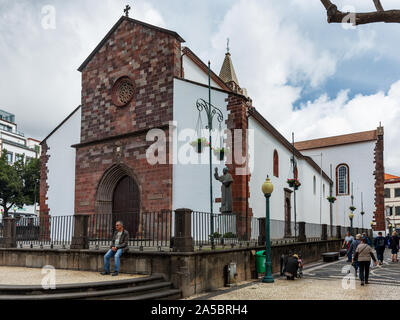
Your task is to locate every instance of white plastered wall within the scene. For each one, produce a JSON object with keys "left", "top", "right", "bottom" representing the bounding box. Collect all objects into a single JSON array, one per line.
[
  {"left": 301, "top": 141, "right": 376, "bottom": 230},
  {"left": 172, "top": 78, "right": 229, "bottom": 212},
  {"left": 248, "top": 118, "right": 331, "bottom": 228},
  {"left": 45, "top": 109, "right": 81, "bottom": 217}
]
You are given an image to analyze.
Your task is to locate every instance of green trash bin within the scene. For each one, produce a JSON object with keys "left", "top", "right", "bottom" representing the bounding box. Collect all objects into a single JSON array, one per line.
[{"left": 256, "top": 250, "right": 266, "bottom": 274}]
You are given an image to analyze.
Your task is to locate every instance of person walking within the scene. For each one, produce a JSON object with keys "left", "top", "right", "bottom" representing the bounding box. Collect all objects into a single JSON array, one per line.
[
  {"left": 349, "top": 234, "right": 362, "bottom": 277},
  {"left": 374, "top": 232, "right": 386, "bottom": 265},
  {"left": 343, "top": 232, "right": 354, "bottom": 262},
  {"left": 389, "top": 231, "right": 400, "bottom": 263},
  {"left": 353, "top": 236, "right": 378, "bottom": 286},
  {"left": 101, "top": 221, "right": 129, "bottom": 277}
]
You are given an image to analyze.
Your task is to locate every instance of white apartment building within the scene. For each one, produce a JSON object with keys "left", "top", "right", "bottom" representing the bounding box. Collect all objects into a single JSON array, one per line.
[
  {"left": 0, "top": 109, "right": 41, "bottom": 216},
  {"left": 385, "top": 174, "right": 400, "bottom": 233}
]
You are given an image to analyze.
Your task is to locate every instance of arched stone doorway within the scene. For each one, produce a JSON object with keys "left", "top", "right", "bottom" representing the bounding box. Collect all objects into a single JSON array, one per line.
[
  {"left": 113, "top": 175, "right": 140, "bottom": 238},
  {"left": 95, "top": 164, "right": 141, "bottom": 238}
]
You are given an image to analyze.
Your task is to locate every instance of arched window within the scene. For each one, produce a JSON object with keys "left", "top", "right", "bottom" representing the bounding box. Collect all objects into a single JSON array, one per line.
[
  {"left": 313, "top": 176, "right": 316, "bottom": 195},
  {"left": 336, "top": 164, "right": 350, "bottom": 196},
  {"left": 273, "top": 150, "right": 279, "bottom": 178},
  {"left": 294, "top": 166, "right": 298, "bottom": 180}
]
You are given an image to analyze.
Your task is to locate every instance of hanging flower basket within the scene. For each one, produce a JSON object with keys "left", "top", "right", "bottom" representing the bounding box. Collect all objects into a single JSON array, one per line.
[
  {"left": 349, "top": 206, "right": 356, "bottom": 212},
  {"left": 190, "top": 138, "right": 209, "bottom": 154},
  {"left": 213, "top": 148, "right": 230, "bottom": 161},
  {"left": 327, "top": 196, "right": 337, "bottom": 204},
  {"left": 287, "top": 179, "right": 301, "bottom": 190}
]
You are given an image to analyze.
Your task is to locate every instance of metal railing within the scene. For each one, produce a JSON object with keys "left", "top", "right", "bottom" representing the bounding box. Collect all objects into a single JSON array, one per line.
[
  {"left": 5, "top": 211, "right": 347, "bottom": 251},
  {"left": 88, "top": 211, "right": 173, "bottom": 249},
  {"left": 191, "top": 212, "right": 262, "bottom": 247},
  {"left": 16, "top": 215, "right": 74, "bottom": 248}
]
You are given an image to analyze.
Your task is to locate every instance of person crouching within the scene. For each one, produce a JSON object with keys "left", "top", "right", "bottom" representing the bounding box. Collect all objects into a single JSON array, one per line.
[{"left": 284, "top": 254, "right": 302, "bottom": 280}]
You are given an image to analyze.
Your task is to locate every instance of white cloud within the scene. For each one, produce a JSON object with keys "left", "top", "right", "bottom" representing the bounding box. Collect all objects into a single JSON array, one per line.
[
  {"left": 207, "top": 0, "right": 400, "bottom": 175},
  {"left": 0, "top": 0, "right": 164, "bottom": 140},
  {"left": 1, "top": 0, "right": 399, "bottom": 175}
]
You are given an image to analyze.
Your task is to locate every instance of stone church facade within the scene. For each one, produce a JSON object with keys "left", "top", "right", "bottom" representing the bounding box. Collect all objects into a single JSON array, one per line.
[{"left": 40, "top": 15, "right": 384, "bottom": 238}]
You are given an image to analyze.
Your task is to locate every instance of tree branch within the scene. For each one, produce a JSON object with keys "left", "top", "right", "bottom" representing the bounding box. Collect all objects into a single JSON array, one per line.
[
  {"left": 320, "top": 0, "right": 400, "bottom": 25},
  {"left": 373, "top": 0, "right": 384, "bottom": 12}
]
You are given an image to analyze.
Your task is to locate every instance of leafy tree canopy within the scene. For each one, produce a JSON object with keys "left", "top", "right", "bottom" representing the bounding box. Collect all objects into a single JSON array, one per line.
[{"left": 0, "top": 151, "right": 40, "bottom": 217}]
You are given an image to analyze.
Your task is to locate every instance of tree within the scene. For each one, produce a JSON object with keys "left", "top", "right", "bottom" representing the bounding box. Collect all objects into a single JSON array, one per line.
[
  {"left": 320, "top": 0, "right": 400, "bottom": 25},
  {"left": 0, "top": 151, "right": 40, "bottom": 217}
]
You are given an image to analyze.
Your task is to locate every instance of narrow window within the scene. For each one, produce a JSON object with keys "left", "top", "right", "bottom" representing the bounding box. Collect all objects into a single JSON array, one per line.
[
  {"left": 273, "top": 150, "right": 279, "bottom": 178},
  {"left": 313, "top": 176, "right": 316, "bottom": 195}
]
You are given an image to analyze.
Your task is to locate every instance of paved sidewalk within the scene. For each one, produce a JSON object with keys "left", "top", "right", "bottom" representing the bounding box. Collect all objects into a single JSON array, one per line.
[
  {"left": 0, "top": 267, "right": 144, "bottom": 286},
  {"left": 188, "top": 252, "right": 400, "bottom": 300}
]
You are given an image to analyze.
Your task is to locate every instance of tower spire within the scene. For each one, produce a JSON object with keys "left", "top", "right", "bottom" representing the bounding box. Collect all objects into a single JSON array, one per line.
[{"left": 219, "top": 39, "right": 239, "bottom": 87}]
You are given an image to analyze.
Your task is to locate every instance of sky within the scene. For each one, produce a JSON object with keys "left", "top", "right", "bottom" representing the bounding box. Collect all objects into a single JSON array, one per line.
[{"left": 0, "top": 0, "right": 400, "bottom": 175}]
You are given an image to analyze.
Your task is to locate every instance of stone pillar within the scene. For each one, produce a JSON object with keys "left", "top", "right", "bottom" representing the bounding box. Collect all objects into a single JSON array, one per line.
[
  {"left": 0, "top": 217, "right": 17, "bottom": 248},
  {"left": 173, "top": 209, "right": 194, "bottom": 253},
  {"left": 336, "top": 226, "right": 342, "bottom": 239},
  {"left": 71, "top": 215, "right": 89, "bottom": 250},
  {"left": 258, "top": 218, "right": 266, "bottom": 245},
  {"left": 321, "top": 224, "right": 328, "bottom": 241},
  {"left": 298, "top": 222, "right": 306, "bottom": 243}
]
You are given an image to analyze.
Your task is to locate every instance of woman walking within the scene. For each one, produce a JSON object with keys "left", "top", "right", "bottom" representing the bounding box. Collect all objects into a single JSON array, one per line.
[
  {"left": 389, "top": 231, "right": 399, "bottom": 263},
  {"left": 353, "top": 236, "right": 378, "bottom": 286},
  {"left": 343, "top": 232, "right": 354, "bottom": 262}
]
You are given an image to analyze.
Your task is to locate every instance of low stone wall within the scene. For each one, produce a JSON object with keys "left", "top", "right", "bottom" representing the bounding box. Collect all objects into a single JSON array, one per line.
[{"left": 0, "top": 239, "right": 342, "bottom": 298}]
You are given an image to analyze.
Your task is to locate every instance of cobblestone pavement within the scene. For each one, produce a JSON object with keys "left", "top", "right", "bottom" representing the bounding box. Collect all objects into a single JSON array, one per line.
[
  {"left": 0, "top": 267, "right": 145, "bottom": 286},
  {"left": 188, "top": 251, "right": 400, "bottom": 300}
]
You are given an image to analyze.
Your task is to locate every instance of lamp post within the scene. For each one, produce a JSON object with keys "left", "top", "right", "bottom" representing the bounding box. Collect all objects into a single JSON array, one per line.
[
  {"left": 262, "top": 176, "right": 274, "bottom": 284},
  {"left": 349, "top": 212, "right": 354, "bottom": 236},
  {"left": 195, "top": 62, "right": 224, "bottom": 249}
]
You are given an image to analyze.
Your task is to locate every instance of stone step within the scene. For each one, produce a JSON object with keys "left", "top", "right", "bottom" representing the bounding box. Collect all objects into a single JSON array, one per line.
[
  {"left": 115, "top": 289, "right": 182, "bottom": 300},
  {"left": 0, "top": 281, "right": 176, "bottom": 300},
  {"left": 0, "top": 274, "right": 164, "bottom": 296}
]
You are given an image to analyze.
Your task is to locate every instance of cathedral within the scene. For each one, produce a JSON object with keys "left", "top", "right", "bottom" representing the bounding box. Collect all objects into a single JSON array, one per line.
[{"left": 40, "top": 13, "right": 385, "bottom": 239}]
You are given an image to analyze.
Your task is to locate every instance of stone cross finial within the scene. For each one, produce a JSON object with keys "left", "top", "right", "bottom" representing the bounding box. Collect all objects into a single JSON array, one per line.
[
  {"left": 227, "top": 38, "right": 230, "bottom": 53},
  {"left": 124, "top": 4, "right": 131, "bottom": 17}
]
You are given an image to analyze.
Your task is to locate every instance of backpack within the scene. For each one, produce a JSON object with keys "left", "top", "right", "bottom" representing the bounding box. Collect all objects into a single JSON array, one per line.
[{"left": 377, "top": 237, "right": 385, "bottom": 248}]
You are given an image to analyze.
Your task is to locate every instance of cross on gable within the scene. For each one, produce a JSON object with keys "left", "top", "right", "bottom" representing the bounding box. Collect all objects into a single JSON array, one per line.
[{"left": 124, "top": 5, "right": 131, "bottom": 17}]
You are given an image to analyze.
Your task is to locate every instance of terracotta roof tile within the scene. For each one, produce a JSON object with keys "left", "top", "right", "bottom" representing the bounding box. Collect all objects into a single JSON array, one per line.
[
  {"left": 295, "top": 130, "right": 378, "bottom": 151},
  {"left": 385, "top": 173, "right": 400, "bottom": 181}
]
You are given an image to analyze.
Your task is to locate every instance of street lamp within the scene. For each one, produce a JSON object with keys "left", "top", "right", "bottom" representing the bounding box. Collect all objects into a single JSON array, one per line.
[
  {"left": 262, "top": 176, "right": 274, "bottom": 284},
  {"left": 349, "top": 212, "right": 354, "bottom": 235}
]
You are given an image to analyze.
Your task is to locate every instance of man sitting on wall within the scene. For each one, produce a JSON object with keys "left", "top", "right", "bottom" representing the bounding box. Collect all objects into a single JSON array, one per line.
[{"left": 101, "top": 221, "right": 129, "bottom": 277}]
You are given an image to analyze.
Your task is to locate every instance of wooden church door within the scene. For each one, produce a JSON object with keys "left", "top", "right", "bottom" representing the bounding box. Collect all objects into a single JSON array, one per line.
[
  {"left": 112, "top": 176, "right": 140, "bottom": 238},
  {"left": 284, "top": 196, "right": 292, "bottom": 238}
]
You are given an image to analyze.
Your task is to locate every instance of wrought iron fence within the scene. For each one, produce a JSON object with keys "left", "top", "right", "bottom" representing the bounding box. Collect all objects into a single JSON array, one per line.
[
  {"left": 191, "top": 212, "right": 262, "bottom": 247},
  {"left": 88, "top": 211, "right": 173, "bottom": 249},
  {"left": 9, "top": 211, "right": 345, "bottom": 250},
  {"left": 16, "top": 215, "right": 74, "bottom": 248}
]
